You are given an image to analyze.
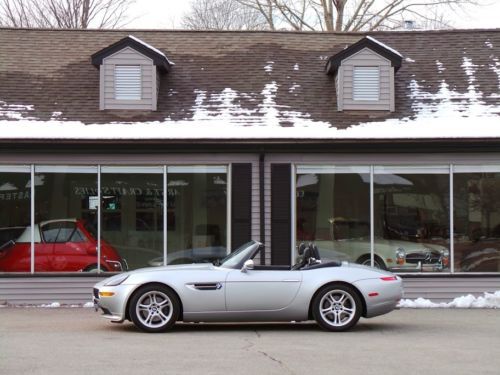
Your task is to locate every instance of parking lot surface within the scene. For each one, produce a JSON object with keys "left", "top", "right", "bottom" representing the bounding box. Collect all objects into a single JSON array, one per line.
[{"left": 0, "top": 307, "right": 499, "bottom": 375}]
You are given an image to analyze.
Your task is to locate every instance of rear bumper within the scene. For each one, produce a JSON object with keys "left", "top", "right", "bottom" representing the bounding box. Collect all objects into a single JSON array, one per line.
[{"left": 354, "top": 277, "right": 403, "bottom": 318}]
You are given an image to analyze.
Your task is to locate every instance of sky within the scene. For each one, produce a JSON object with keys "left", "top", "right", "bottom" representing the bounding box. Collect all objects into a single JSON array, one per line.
[{"left": 126, "top": 0, "right": 500, "bottom": 30}]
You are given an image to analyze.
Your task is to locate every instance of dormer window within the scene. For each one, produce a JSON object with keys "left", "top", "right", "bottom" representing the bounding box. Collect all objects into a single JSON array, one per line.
[
  {"left": 91, "top": 35, "right": 174, "bottom": 111},
  {"left": 326, "top": 36, "right": 402, "bottom": 112},
  {"left": 114, "top": 65, "right": 142, "bottom": 100}
]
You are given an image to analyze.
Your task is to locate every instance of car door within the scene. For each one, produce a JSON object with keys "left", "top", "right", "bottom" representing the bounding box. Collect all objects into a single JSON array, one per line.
[
  {"left": 225, "top": 268, "right": 302, "bottom": 311},
  {"left": 180, "top": 267, "right": 230, "bottom": 313},
  {"left": 40, "top": 221, "right": 86, "bottom": 272}
]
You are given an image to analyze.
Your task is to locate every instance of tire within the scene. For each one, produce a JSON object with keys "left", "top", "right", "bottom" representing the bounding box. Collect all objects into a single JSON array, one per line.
[
  {"left": 128, "top": 284, "right": 180, "bottom": 333},
  {"left": 312, "top": 284, "right": 362, "bottom": 332},
  {"left": 83, "top": 264, "right": 107, "bottom": 273},
  {"left": 357, "top": 255, "right": 387, "bottom": 270}
]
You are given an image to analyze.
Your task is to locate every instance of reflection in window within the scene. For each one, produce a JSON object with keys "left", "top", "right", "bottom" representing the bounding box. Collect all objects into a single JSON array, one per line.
[
  {"left": 166, "top": 171, "right": 227, "bottom": 265},
  {"left": 101, "top": 171, "right": 163, "bottom": 270},
  {"left": 454, "top": 170, "right": 500, "bottom": 272},
  {"left": 374, "top": 169, "right": 450, "bottom": 272},
  {"left": 34, "top": 169, "right": 108, "bottom": 272},
  {"left": 296, "top": 170, "right": 370, "bottom": 265},
  {"left": 0, "top": 171, "right": 31, "bottom": 272}
]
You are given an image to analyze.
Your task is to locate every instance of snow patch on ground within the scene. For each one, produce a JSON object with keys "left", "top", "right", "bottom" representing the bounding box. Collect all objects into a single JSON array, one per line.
[
  {"left": 405, "top": 57, "right": 415, "bottom": 63},
  {"left": 40, "top": 302, "right": 61, "bottom": 308},
  {"left": 1, "top": 301, "right": 95, "bottom": 308},
  {"left": 485, "top": 40, "right": 493, "bottom": 49},
  {"left": 293, "top": 63, "right": 299, "bottom": 71},
  {"left": 264, "top": 61, "right": 274, "bottom": 73},
  {"left": 398, "top": 291, "right": 500, "bottom": 309}
]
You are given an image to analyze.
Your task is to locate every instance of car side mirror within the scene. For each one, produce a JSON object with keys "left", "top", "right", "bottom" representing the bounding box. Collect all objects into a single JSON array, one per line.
[{"left": 241, "top": 259, "right": 254, "bottom": 273}]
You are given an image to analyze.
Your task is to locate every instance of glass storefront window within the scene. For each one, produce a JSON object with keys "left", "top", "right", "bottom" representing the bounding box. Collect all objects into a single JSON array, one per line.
[
  {"left": 374, "top": 166, "right": 450, "bottom": 272},
  {"left": 101, "top": 167, "right": 163, "bottom": 271},
  {"left": 166, "top": 166, "right": 228, "bottom": 265},
  {"left": 296, "top": 166, "right": 371, "bottom": 265},
  {"left": 34, "top": 166, "right": 101, "bottom": 272},
  {"left": 454, "top": 166, "right": 500, "bottom": 272},
  {"left": 0, "top": 167, "right": 31, "bottom": 272}
]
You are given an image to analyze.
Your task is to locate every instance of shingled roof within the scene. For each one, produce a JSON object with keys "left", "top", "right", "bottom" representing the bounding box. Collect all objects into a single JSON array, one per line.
[{"left": 0, "top": 27, "right": 499, "bottom": 142}]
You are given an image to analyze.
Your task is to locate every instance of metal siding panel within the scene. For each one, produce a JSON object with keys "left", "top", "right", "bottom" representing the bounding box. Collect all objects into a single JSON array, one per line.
[
  {"left": 402, "top": 277, "right": 500, "bottom": 301},
  {"left": 251, "top": 162, "right": 261, "bottom": 242}
]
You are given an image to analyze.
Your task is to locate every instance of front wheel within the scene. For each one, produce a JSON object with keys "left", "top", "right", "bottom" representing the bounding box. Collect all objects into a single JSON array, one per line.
[
  {"left": 129, "top": 284, "right": 180, "bottom": 333},
  {"left": 312, "top": 284, "right": 362, "bottom": 332}
]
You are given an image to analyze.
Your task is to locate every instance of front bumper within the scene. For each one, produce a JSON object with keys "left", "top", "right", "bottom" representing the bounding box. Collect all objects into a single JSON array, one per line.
[
  {"left": 389, "top": 262, "right": 449, "bottom": 272},
  {"left": 92, "top": 283, "right": 137, "bottom": 322}
]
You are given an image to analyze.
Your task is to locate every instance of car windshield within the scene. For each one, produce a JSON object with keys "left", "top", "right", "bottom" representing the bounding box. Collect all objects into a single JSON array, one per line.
[{"left": 219, "top": 241, "right": 260, "bottom": 269}]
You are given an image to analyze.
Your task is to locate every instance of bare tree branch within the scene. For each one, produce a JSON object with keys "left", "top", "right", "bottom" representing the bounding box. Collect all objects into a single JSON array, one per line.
[
  {"left": 230, "top": 0, "right": 485, "bottom": 31},
  {"left": 182, "top": 0, "right": 268, "bottom": 30},
  {"left": 0, "top": 0, "right": 135, "bottom": 28}
]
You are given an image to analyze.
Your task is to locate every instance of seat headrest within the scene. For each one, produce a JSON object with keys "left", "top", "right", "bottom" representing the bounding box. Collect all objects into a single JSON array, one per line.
[{"left": 298, "top": 243, "right": 307, "bottom": 256}]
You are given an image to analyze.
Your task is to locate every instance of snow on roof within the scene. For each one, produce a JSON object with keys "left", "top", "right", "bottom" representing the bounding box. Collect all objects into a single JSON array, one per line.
[
  {"left": 1, "top": 83, "right": 500, "bottom": 140},
  {"left": 0, "top": 50, "right": 499, "bottom": 141},
  {"left": 128, "top": 35, "right": 175, "bottom": 65},
  {"left": 366, "top": 36, "right": 403, "bottom": 58}
]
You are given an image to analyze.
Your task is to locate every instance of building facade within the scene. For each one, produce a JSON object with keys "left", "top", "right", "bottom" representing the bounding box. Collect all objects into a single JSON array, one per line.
[{"left": 1, "top": 28, "right": 500, "bottom": 303}]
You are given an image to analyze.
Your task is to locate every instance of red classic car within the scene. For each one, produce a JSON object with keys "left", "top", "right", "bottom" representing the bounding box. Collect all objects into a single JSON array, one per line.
[{"left": 0, "top": 219, "right": 126, "bottom": 272}]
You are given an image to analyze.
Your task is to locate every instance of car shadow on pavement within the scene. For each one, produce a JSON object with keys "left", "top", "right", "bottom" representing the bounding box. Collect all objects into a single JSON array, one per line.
[{"left": 107, "top": 320, "right": 407, "bottom": 334}]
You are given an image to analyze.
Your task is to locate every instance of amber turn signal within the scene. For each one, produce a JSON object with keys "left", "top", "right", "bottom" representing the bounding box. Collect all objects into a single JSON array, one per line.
[{"left": 99, "top": 291, "right": 115, "bottom": 297}]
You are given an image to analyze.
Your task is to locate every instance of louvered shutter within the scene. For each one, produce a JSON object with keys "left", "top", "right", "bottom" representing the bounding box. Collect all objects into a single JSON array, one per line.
[
  {"left": 231, "top": 164, "right": 252, "bottom": 251},
  {"left": 114, "top": 65, "right": 142, "bottom": 100},
  {"left": 271, "top": 164, "right": 292, "bottom": 266},
  {"left": 353, "top": 66, "right": 380, "bottom": 101}
]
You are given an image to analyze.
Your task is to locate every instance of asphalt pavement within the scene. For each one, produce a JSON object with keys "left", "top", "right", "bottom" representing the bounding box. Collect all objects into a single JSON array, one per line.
[{"left": 0, "top": 307, "right": 499, "bottom": 375}]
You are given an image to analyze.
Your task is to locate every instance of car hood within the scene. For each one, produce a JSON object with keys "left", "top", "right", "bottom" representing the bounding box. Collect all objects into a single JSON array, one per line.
[{"left": 130, "top": 263, "right": 216, "bottom": 274}]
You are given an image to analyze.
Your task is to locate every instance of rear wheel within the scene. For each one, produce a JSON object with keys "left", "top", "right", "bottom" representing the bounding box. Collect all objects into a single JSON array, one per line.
[
  {"left": 357, "top": 255, "right": 387, "bottom": 270},
  {"left": 129, "top": 284, "right": 180, "bottom": 333},
  {"left": 312, "top": 284, "right": 362, "bottom": 332},
  {"left": 83, "top": 264, "right": 107, "bottom": 273}
]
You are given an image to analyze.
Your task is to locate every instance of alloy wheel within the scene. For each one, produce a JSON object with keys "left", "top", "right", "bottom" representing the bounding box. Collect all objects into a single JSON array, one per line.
[
  {"left": 135, "top": 291, "right": 173, "bottom": 329},
  {"left": 318, "top": 289, "right": 356, "bottom": 328}
]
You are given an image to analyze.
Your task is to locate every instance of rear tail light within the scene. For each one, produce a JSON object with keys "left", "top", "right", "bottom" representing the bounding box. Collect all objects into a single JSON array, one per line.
[{"left": 380, "top": 276, "right": 398, "bottom": 281}]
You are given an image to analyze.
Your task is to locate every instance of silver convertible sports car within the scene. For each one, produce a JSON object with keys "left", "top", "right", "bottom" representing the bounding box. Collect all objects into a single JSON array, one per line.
[{"left": 93, "top": 241, "right": 403, "bottom": 333}]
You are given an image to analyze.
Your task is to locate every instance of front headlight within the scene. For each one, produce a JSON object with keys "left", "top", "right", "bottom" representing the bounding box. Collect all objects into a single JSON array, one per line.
[
  {"left": 440, "top": 249, "right": 450, "bottom": 267},
  {"left": 395, "top": 248, "right": 406, "bottom": 265},
  {"left": 104, "top": 273, "right": 129, "bottom": 286}
]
